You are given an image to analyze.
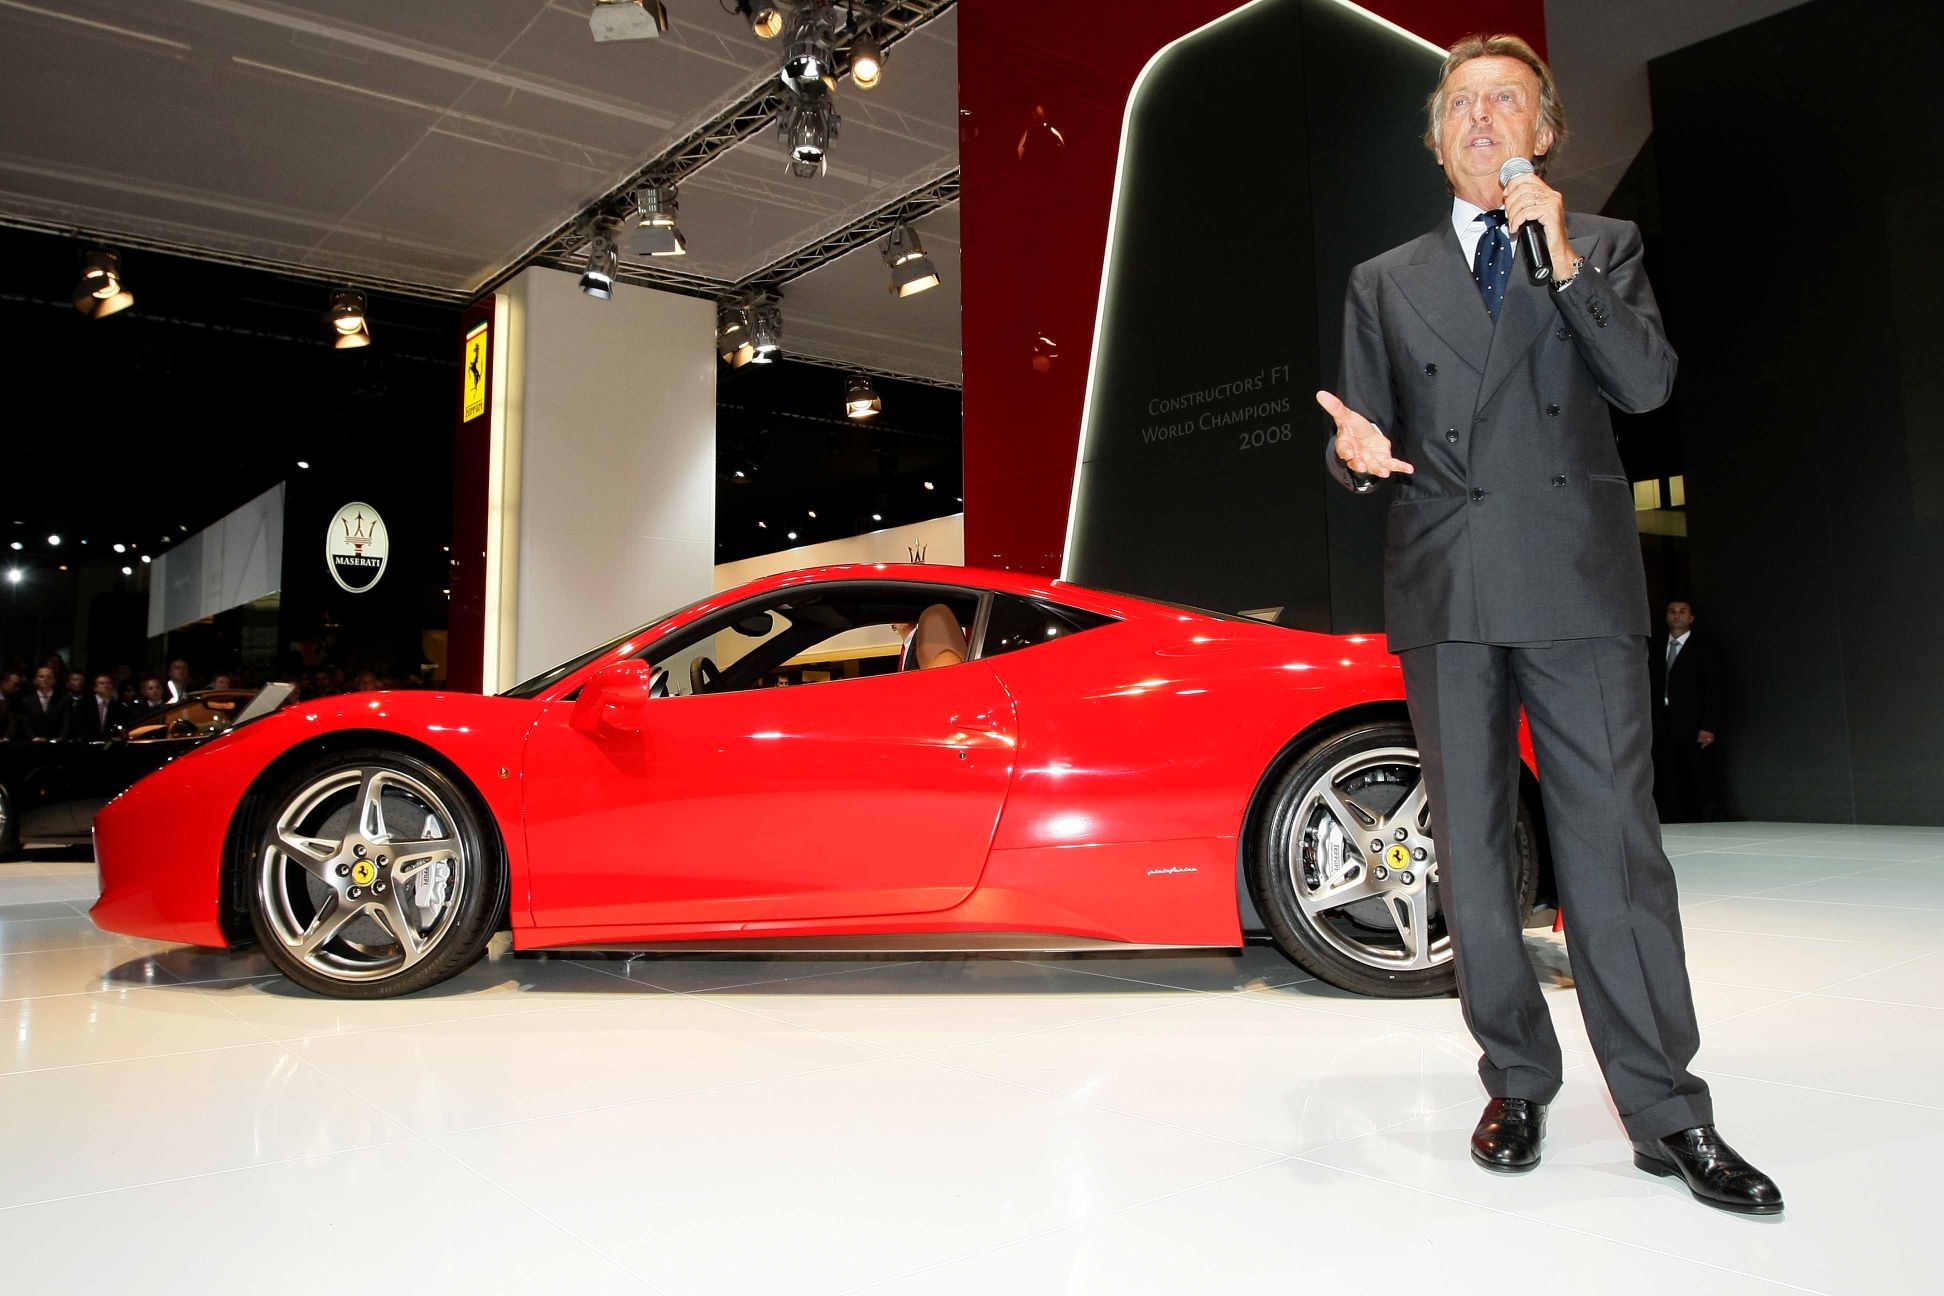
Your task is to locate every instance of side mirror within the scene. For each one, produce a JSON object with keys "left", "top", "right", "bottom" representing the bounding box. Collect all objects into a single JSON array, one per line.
[{"left": 570, "top": 660, "right": 658, "bottom": 735}]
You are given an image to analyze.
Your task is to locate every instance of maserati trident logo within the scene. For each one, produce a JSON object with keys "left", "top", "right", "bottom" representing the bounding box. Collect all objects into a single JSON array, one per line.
[
  {"left": 326, "top": 501, "right": 389, "bottom": 593},
  {"left": 907, "top": 544, "right": 928, "bottom": 562}
]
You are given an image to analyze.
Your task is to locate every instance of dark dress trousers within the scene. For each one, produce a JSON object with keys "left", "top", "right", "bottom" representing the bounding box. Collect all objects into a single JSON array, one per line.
[
  {"left": 1649, "top": 632, "right": 1725, "bottom": 821},
  {"left": 1325, "top": 212, "right": 1712, "bottom": 1141}
]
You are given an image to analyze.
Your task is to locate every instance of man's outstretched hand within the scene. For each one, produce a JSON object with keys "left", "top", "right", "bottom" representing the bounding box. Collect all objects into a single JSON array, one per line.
[{"left": 1316, "top": 390, "right": 1414, "bottom": 478}]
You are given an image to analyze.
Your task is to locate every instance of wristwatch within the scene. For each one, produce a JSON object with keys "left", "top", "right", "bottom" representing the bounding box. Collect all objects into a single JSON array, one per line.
[{"left": 1551, "top": 256, "right": 1587, "bottom": 292}]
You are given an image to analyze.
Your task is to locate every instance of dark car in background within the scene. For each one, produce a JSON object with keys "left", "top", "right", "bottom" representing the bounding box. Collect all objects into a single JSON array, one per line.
[{"left": 0, "top": 688, "right": 283, "bottom": 853}]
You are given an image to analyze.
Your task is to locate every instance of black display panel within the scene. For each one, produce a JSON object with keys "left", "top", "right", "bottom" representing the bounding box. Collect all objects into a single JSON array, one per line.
[{"left": 1066, "top": 0, "right": 1445, "bottom": 629}]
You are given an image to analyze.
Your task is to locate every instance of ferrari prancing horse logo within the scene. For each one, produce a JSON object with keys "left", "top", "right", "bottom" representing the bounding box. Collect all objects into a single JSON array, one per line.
[
  {"left": 1385, "top": 844, "right": 1411, "bottom": 870},
  {"left": 351, "top": 859, "right": 377, "bottom": 887}
]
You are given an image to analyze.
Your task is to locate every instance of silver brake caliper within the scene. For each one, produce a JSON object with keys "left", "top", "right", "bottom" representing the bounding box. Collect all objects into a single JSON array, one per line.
[
  {"left": 413, "top": 859, "right": 452, "bottom": 916},
  {"left": 1307, "top": 815, "right": 1358, "bottom": 891}
]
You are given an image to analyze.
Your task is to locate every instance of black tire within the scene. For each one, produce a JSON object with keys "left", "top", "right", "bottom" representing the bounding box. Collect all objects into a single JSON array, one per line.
[
  {"left": 1251, "top": 719, "right": 1539, "bottom": 998},
  {"left": 245, "top": 746, "right": 504, "bottom": 998}
]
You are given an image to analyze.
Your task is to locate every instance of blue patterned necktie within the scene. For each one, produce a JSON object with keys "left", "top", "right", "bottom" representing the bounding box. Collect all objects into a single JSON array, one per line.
[{"left": 1473, "top": 208, "right": 1512, "bottom": 321}]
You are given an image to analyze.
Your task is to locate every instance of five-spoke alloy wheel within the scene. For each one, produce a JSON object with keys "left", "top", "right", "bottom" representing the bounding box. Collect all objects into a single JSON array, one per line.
[
  {"left": 248, "top": 747, "right": 503, "bottom": 997},
  {"left": 1252, "top": 720, "right": 1539, "bottom": 998}
]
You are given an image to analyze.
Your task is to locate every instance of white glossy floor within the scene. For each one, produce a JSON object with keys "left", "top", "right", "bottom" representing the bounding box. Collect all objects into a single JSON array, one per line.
[{"left": 2, "top": 822, "right": 1940, "bottom": 1294}]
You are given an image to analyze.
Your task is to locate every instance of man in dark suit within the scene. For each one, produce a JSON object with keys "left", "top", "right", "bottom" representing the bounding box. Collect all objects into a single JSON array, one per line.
[
  {"left": 1650, "top": 600, "right": 1725, "bottom": 821},
  {"left": 1315, "top": 34, "right": 1779, "bottom": 1214},
  {"left": 16, "top": 665, "right": 71, "bottom": 741},
  {"left": 67, "top": 674, "right": 129, "bottom": 742}
]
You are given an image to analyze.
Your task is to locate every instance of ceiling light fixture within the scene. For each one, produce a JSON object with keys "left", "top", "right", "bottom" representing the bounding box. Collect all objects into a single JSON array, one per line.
[
  {"left": 46, "top": 534, "right": 60, "bottom": 546},
  {"left": 848, "top": 4, "right": 883, "bottom": 90},
  {"left": 717, "top": 301, "right": 754, "bottom": 367},
  {"left": 881, "top": 223, "right": 940, "bottom": 297},
  {"left": 779, "top": 93, "right": 838, "bottom": 178},
  {"left": 73, "top": 248, "right": 134, "bottom": 319},
  {"left": 844, "top": 374, "right": 882, "bottom": 419},
  {"left": 631, "top": 181, "right": 687, "bottom": 257},
  {"left": 742, "top": 1, "right": 785, "bottom": 40},
  {"left": 745, "top": 294, "right": 783, "bottom": 363},
  {"left": 121, "top": 565, "right": 133, "bottom": 576},
  {"left": 779, "top": 5, "right": 838, "bottom": 95},
  {"left": 141, "top": 554, "right": 152, "bottom": 564},
  {"left": 5, "top": 568, "right": 18, "bottom": 584},
  {"left": 580, "top": 227, "right": 621, "bottom": 299},
  {"left": 328, "top": 289, "right": 370, "bottom": 349},
  {"left": 589, "top": 0, "right": 667, "bottom": 42}
]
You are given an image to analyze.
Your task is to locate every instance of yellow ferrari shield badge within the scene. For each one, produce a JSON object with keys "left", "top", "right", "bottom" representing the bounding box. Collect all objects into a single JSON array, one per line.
[
  {"left": 1385, "top": 844, "right": 1411, "bottom": 870},
  {"left": 351, "top": 858, "right": 377, "bottom": 887}
]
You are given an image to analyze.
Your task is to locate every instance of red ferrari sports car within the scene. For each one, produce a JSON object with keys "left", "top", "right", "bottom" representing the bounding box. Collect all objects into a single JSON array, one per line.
[{"left": 92, "top": 564, "right": 1543, "bottom": 999}]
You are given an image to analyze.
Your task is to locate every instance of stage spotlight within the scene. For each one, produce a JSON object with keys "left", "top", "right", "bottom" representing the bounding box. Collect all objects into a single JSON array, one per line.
[
  {"left": 780, "top": 6, "right": 837, "bottom": 95},
  {"left": 845, "top": 374, "right": 882, "bottom": 419},
  {"left": 120, "top": 565, "right": 132, "bottom": 576},
  {"left": 47, "top": 534, "right": 60, "bottom": 546},
  {"left": 328, "top": 289, "right": 371, "bottom": 349},
  {"left": 73, "top": 248, "right": 134, "bottom": 318},
  {"left": 589, "top": 0, "right": 667, "bottom": 42},
  {"left": 7, "top": 542, "right": 19, "bottom": 551},
  {"left": 580, "top": 229, "right": 620, "bottom": 299},
  {"left": 746, "top": 296, "right": 783, "bottom": 363},
  {"left": 717, "top": 302, "right": 754, "bottom": 367},
  {"left": 5, "top": 569, "right": 19, "bottom": 584},
  {"left": 849, "top": 9, "right": 883, "bottom": 90},
  {"left": 113, "top": 543, "right": 125, "bottom": 553},
  {"left": 140, "top": 554, "right": 152, "bottom": 564},
  {"left": 631, "top": 182, "right": 687, "bottom": 257},
  {"left": 779, "top": 94, "right": 838, "bottom": 178},
  {"left": 742, "top": 1, "right": 784, "bottom": 40},
  {"left": 881, "top": 223, "right": 939, "bottom": 297},
  {"left": 923, "top": 481, "right": 935, "bottom": 491}
]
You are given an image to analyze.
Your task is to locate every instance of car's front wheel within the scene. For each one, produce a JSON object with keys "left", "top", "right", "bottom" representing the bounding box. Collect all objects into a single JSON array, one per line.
[
  {"left": 247, "top": 747, "right": 503, "bottom": 998},
  {"left": 1251, "top": 720, "right": 1539, "bottom": 998}
]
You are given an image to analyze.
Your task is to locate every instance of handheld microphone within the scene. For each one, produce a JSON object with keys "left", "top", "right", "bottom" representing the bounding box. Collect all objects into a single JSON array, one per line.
[{"left": 1498, "top": 157, "right": 1553, "bottom": 285}]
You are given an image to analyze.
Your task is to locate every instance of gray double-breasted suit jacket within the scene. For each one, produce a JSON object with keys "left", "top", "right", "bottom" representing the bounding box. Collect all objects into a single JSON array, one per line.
[{"left": 1323, "top": 212, "right": 1675, "bottom": 651}]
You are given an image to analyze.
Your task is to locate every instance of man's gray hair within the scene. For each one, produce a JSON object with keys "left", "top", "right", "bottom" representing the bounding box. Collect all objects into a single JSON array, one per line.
[{"left": 1423, "top": 33, "right": 1567, "bottom": 177}]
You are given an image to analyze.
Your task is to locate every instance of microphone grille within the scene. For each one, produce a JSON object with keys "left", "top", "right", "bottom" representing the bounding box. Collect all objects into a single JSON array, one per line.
[{"left": 1498, "top": 156, "right": 1535, "bottom": 186}]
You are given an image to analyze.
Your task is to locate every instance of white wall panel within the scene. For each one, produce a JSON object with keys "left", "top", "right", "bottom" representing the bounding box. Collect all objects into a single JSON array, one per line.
[{"left": 501, "top": 267, "right": 716, "bottom": 686}]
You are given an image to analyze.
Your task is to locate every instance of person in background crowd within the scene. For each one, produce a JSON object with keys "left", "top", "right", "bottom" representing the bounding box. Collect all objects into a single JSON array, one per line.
[
  {"left": 353, "top": 670, "right": 381, "bottom": 692},
  {"left": 0, "top": 670, "right": 22, "bottom": 703},
  {"left": 69, "top": 674, "right": 126, "bottom": 742},
  {"left": 112, "top": 662, "right": 134, "bottom": 693},
  {"left": 136, "top": 675, "right": 168, "bottom": 714},
  {"left": 165, "top": 658, "right": 194, "bottom": 703},
  {"left": 307, "top": 668, "right": 335, "bottom": 699},
  {"left": 18, "top": 665, "right": 71, "bottom": 740},
  {"left": 115, "top": 677, "right": 138, "bottom": 707},
  {"left": 1650, "top": 599, "right": 1725, "bottom": 822},
  {"left": 209, "top": 672, "right": 235, "bottom": 691},
  {"left": 328, "top": 665, "right": 347, "bottom": 694},
  {"left": 64, "top": 669, "right": 87, "bottom": 704}
]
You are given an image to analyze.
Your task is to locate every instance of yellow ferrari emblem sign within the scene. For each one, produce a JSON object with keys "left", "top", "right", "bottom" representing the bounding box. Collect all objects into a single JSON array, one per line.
[
  {"left": 1385, "top": 844, "right": 1411, "bottom": 870},
  {"left": 463, "top": 322, "right": 489, "bottom": 422},
  {"left": 351, "top": 858, "right": 377, "bottom": 887}
]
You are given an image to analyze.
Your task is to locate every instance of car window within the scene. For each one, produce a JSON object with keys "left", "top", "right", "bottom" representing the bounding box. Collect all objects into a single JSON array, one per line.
[
  {"left": 978, "top": 594, "right": 1115, "bottom": 660},
  {"left": 646, "top": 584, "right": 979, "bottom": 698},
  {"left": 123, "top": 693, "right": 248, "bottom": 743}
]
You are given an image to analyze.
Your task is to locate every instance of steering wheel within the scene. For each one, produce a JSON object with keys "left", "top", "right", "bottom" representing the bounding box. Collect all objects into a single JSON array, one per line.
[{"left": 689, "top": 656, "right": 720, "bottom": 695}]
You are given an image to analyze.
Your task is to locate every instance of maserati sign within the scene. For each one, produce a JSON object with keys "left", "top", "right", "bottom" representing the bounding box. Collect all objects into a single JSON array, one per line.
[{"left": 326, "top": 501, "right": 388, "bottom": 593}]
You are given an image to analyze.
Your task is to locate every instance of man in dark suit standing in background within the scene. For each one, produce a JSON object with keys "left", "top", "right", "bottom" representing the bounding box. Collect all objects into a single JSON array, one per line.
[
  {"left": 1650, "top": 599, "right": 1724, "bottom": 821},
  {"left": 67, "top": 673, "right": 128, "bottom": 742},
  {"left": 1315, "top": 33, "right": 1780, "bottom": 1213},
  {"left": 16, "top": 665, "right": 71, "bottom": 741}
]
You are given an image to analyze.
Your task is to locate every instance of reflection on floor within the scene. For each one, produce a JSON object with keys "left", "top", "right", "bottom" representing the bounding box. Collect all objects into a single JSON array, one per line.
[{"left": 3, "top": 822, "right": 1941, "bottom": 1293}]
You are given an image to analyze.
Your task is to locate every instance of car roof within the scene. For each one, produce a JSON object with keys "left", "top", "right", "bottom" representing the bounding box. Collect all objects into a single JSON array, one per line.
[{"left": 717, "top": 563, "right": 1169, "bottom": 621}]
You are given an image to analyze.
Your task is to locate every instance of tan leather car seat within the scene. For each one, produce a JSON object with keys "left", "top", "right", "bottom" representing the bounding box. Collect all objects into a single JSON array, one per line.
[{"left": 912, "top": 604, "right": 968, "bottom": 669}]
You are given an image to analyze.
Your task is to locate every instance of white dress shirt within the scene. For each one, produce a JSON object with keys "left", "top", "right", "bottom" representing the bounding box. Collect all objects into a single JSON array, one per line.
[
  {"left": 1452, "top": 196, "right": 1493, "bottom": 267},
  {"left": 1663, "top": 630, "right": 1690, "bottom": 705}
]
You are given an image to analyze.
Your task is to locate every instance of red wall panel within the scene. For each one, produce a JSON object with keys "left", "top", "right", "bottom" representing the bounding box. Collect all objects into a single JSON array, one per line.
[{"left": 959, "top": 0, "right": 1547, "bottom": 574}]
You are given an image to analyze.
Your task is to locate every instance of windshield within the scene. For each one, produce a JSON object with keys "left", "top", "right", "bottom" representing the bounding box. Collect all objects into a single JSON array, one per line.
[{"left": 498, "top": 589, "right": 723, "bottom": 699}]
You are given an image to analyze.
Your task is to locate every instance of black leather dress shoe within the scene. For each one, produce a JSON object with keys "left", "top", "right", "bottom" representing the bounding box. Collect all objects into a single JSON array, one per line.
[
  {"left": 1471, "top": 1097, "right": 1546, "bottom": 1173},
  {"left": 1632, "top": 1126, "right": 1784, "bottom": 1215}
]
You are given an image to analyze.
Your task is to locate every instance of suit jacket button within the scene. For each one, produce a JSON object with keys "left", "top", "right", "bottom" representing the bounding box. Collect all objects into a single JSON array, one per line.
[
  {"left": 1445, "top": 429, "right": 1459, "bottom": 443},
  {"left": 1470, "top": 487, "right": 1485, "bottom": 503},
  {"left": 1546, "top": 403, "right": 1561, "bottom": 416},
  {"left": 1552, "top": 474, "right": 1567, "bottom": 487},
  {"left": 1555, "top": 327, "right": 1572, "bottom": 340},
  {"left": 1424, "top": 363, "right": 1437, "bottom": 376}
]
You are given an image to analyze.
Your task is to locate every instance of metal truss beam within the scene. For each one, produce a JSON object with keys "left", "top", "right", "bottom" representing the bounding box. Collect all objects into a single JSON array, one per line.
[{"left": 474, "top": 0, "right": 957, "bottom": 302}]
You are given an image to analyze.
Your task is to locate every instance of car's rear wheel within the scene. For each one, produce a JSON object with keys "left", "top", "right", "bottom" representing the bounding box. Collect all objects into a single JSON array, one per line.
[
  {"left": 1251, "top": 720, "right": 1539, "bottom": 998},
  {"left": 247, "top": 748, "right": 502, "bottom": 998}
]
